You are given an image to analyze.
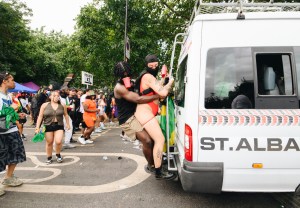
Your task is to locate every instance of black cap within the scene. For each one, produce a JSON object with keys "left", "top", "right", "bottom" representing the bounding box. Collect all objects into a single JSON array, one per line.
[{"left": 145, "top": 54, "right": 158, "bottom": 64}]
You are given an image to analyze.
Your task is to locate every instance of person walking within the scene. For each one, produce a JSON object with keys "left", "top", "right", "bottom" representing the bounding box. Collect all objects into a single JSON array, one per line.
[
  {"left": 18, "top": 92, "right": 30, "bottom": 140},
  {"left": 67, "top": 87, "right": 79, "bottom": 132},
  {"left": 78, "top": 89, "right": 88, "bottom": 142},
  {"left": 35, "top": 90, "right": 70, "bottom": 164},
  {"left": 10, "top": 93, "right": 26, "bottom": 141},
  {"left": 134, "top": 55, "right": 174, "bottom": 179},
  {"left": 59, "top": 88, "right": 75, "bottom": 149},
  {"left": 78, "top": 90, "right": 99, "bottom": 144},
  {"left": 30, "top": 93, "right": 38, "bottom": 126},
  {"left": 0, "top": 72, "right": 26, "bottom": 197},
  {"left": 98, "top": 93, "right": 108, "bottom": 130},
  {"left": 74, "top": 89, "right": 83, "bottom": 131}
]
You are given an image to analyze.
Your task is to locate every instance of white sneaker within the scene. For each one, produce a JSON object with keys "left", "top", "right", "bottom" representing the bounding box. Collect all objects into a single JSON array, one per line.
[
  {"left": 95, "top": 128, "right": 102, "bottom": 133},
  {"left": 133, "top": 140, "right": 140, "bottom": 145},
  {"left": 123, "top": 135, "right": 131, "bottom": 141},
  {"left": 63, "top": 143, "right": 76, "bottom": 149},
  {"left": 0, "top": 185, "right": 5, "bottom": 197},
  {"left": 100, "top": 123, "right": 106, "bottom": 130},
  {"left": 85, "top": 139, "right": 94, "bottom": 144},
  {"left": 77, "top": 136, "right": 86, "bottom": 145}
]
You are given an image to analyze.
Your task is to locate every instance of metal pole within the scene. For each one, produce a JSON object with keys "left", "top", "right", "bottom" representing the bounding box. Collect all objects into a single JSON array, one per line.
[{"left": 124, "top": 0, "right": 128, "bottom": 61}]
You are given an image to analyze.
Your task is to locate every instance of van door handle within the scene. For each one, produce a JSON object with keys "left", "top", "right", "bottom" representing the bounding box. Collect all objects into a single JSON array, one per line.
[
  {"left": 289, "top": 100, "right": 295, "bottom": 102},
  {"left": 178, "top": 110, "right": 181, "bottom": 115}
]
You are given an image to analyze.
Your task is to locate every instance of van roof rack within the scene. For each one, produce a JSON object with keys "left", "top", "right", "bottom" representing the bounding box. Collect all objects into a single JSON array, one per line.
[{"left": 188, "top": 0, "right": 300, "bottom": 27}]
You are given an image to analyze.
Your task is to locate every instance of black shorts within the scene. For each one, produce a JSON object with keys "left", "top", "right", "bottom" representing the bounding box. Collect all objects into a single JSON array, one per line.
[
  {"left": 82, "top": 122, "right": 87, "bottom": 128},
  {"left": 45, "top": 123, "right": 64, "bottom": 132},
  {"left": 0, "top": 131, "right": 26, "bottom": 172}
]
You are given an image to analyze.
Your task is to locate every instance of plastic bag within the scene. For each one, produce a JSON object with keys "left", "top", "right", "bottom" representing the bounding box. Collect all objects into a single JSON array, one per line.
[{"left": 32, "top": 126, "right": 45, "bottom": 143}]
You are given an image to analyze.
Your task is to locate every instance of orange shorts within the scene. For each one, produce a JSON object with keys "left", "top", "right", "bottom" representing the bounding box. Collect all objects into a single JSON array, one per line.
[{"left": 83, "top": 116, "right": 96, "bottom": 128}]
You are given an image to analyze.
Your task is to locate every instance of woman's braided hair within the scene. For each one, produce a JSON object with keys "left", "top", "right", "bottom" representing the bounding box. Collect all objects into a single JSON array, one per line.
[{"left": 114, "top": 61, "right": 131, "bottom": 79}]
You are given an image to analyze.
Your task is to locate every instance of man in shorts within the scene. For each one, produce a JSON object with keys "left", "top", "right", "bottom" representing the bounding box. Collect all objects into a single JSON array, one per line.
[
  {"left": 114, "top": 61, "right": 162, "bottom": 174},
  {"left": 0, "top": 72, "right": 26, "bottom": 196}
]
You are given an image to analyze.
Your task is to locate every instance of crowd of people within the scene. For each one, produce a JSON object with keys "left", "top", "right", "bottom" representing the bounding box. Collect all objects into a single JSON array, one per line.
[{"left": 0, "top": 54, "right": 175, "bottom": 196}]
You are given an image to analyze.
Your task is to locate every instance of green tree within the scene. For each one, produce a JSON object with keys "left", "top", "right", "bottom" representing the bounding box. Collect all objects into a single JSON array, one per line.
[
  {"left": 74, "top": 0, "right": 194, "bottom": 88},
  {"left": 28, "top": 29, "right": 70, "bottom": 86},
  {"left": 0, "top": 0, "right": 33, "bottom": 80}
]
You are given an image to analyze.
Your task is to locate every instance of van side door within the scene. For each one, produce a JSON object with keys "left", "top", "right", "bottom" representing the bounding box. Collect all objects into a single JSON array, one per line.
[{"left": 174, "top": 56, "right": 188, "bottom": 156}]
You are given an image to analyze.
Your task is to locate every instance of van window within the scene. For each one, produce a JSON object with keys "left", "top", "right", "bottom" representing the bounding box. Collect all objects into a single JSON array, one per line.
[
  {"left": 256, "top": 54, "right": 293, "bottom": 96},
  {"left": 294, "top": 47, "right": 300, "bottom": 98},
  {"left": 205, "top": 48, "right": 253, "bottom": 109},
  {"left": 175, "top": 56, "right": 188, "bottom": 107}
]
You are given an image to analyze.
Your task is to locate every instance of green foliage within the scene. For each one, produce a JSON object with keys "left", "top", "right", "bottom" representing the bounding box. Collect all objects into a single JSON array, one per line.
[
  {"left": 1, "top": 0, "right": 300, "bottom": 89},
  {"left": 74, "top": 0, "right": 194, "bottom": 88},
  {"left": 0, "top": 1, "right": 70, "bottom": 86},
  {"left": 0, "top": 0, "right": 32, "bottom": 78}
]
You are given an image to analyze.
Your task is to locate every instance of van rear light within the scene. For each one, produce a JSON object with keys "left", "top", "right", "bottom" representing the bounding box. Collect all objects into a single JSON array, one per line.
[{"left": 184, "top": 124, "right": 193, "bottom": 161}]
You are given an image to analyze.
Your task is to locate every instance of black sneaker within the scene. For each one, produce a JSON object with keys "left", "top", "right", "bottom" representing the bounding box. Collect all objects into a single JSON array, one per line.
[
  {"left": 21, "top": 134, "right": 27, "bottom": 141},
  {"left": 155, "top": 171, "right": 176, "bottom": 180},
  {"left": 56, "top": 156, "right": 63, "bottom": 163},
  {"left": 70, "top": 138, "right": 77, "bottom": 143},
  {"left": 144, "top": 164, "right": 155, "bottom": 175},
  {"left": 45, "top": 159, "right": 52, "bottom": 165}
]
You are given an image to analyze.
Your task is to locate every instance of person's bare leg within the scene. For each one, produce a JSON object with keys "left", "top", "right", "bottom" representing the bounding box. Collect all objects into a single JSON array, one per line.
[
  {"left": 95, "top": 116, "right": 101, "bottom": 128},
  {"left": 135, "top": 105, "right": 174, "bottom": 179},
  {"left": 142, "top": 118, "right": 164, "bottom": 169},
  {"left": 83, "top": 126, "right": 95, "bottom": 139},
  {"left": 54, "top": 130, "right": 64, "bottom": 154},
  {"left": 45, "top": 132, "right": 54, "bottom": 158},
  {"left": 5, "top": 164, "right": 16, "bottom": 179},
  {"left": 136, "top": 130, "right": 154, "bottom": 166}
]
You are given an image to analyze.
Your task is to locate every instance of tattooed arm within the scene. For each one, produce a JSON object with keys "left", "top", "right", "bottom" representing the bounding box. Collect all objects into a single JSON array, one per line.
[{"left": 142, "top": 74, "right": 174, "bottom": 97}]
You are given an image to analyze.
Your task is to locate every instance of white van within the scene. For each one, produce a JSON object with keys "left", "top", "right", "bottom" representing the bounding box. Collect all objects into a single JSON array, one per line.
[{"left": 167, "top": 1, "right": 300, "bottom": 194}]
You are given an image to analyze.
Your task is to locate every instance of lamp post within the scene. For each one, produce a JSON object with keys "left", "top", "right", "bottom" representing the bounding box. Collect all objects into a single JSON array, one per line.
[{"left": 124, "top": 0, "right": 128, "bottom": 62}]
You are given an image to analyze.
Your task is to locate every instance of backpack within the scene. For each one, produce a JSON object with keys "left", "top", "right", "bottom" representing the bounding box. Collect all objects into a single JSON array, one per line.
[{"left": 134, "top": 70, "right": 154, "bottom": 95}]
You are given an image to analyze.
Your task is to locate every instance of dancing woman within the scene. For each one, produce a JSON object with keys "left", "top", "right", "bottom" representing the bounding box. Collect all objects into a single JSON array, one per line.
[{"left": 134, "top": 55, "right": 174, "bottom": 179}]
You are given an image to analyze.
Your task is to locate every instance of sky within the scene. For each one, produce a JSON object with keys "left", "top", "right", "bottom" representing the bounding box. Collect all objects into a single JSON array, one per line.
[{"left": 23, "top": 0, "right": 93, "bottom": 35}]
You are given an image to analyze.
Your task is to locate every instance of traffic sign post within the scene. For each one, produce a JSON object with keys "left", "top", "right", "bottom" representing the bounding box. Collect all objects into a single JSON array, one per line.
[{"left": 81, "top": 71, "right": 93, "bottom": 88}]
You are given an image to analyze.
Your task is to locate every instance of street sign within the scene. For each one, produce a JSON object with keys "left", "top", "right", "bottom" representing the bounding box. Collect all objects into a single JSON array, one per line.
[{"left": 81, "top": 71, "right": 93, "bottom": 86}]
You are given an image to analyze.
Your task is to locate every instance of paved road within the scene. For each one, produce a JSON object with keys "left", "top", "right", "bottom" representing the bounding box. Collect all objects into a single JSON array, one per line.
[{"left": 0, "top": 124, "right": 299, "bottom": 208}]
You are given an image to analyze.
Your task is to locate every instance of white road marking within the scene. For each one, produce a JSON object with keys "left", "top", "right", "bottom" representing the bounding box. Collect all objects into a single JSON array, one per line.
[
  {"left": 28, "top": 155, "right": 80, "bottom": 167},
  {"left": 5, "top": 152, "right": 151, "bottom": 194},
  {"left": 17, "top": 167, "right": 61, "bottom": 183}
]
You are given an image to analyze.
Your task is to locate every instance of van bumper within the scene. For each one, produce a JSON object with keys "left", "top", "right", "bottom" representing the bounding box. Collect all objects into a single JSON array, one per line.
[{"left": 180, "top": 160, "right": 223, "bottom": 194}]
